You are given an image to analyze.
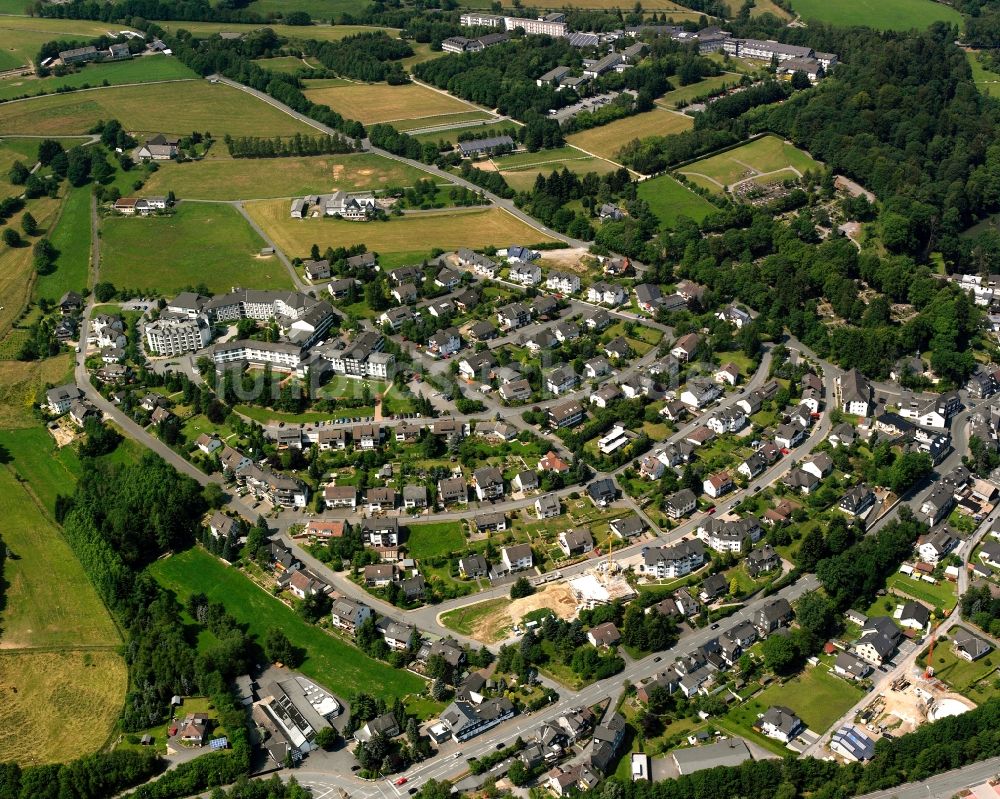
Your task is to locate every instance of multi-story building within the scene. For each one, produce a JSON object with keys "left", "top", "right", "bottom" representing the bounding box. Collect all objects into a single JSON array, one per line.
[
  {"left": 503, "top": 15, "right": 568, "bottom": 36},
  {"left": 144, "top": 313, "right": 212, "bottom": 356}
]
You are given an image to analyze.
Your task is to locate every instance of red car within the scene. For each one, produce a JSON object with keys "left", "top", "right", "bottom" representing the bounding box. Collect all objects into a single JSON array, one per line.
[
  {"left": 780, "top": 447, "right": 790, "bottom": 455},
  {"left": 395, "top": 778, "right": 408, "bottom": 786},
  {"left": 706, "top": 506, "right": 716, "bottom": 514}
]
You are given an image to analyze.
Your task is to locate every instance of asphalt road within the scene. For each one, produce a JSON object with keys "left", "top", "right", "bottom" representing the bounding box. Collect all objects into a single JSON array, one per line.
[{"left": 855, "top": 755, "right": 1000, "bottom": 799}]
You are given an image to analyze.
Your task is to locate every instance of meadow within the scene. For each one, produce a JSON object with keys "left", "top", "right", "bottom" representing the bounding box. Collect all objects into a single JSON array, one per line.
[
  {"left": 155, "top": 20, "right": 396, "bottom": 40},
  {"left": 151, "top": 547, "right": 425, "bottom": 702},
  {"left": 302, "top": 80, "right": 480, "bottom": 125},
  {"left": 407, "top": 520, "right": 466, "bottom": 559},
  {"left": 567, "top": 108, "right": 693, "bottom": 162},
  {"left": 637, "top": 173, "right": 716, "bottom": 227},
  {"left": 142, "top": 152, "right": 435, "bottom": 201},
  {"left": 0, "top": 17, "right": 139, "bottom": 71},
  {"left": 35, "top": 185, "right": 91, "bottom": 302},
  {"left": 676, "top": 134, "right": 822, "bottom": 194},
  {"left": 246, "top": 201, "right": 558, "bottom": 266},
  {"left": 252, "top": 55, "right": 319, "bottom": 74},
  {"left": 412, "top": 120, "right": 520, "bottom": 146},
  {"left": 656, "top": 73, "right": 737, "bottom": 109},
  {"left": 787, "top": 0, "right": 962, "bottom": 29},
  {"left": 391, "top": 111, "right": 495, "bottom": 132},
  {"left": 0, "top": 650, "right": 126, "bottom": 765},
  {"left": 100, "top": 202, "right": 291, "bottom": 294},
  {"left": 0, "top": 80, "right": 315, "bottom": 137},
  {"left": 0, "top": 55, "right": 196, "bottom": 102},
  {"left": 439, "top": 597, "right": 507, "bottom": 636},
  {"left": 0, "top": 195, "right": 60, "bottom": 340},
  {"left": 967, "top": 50, "right": 1000, "bottom": 98}
]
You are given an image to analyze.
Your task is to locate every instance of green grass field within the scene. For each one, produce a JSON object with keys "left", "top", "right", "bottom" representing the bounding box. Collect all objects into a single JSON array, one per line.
[
  {"left": 412, "top": 120, "right": 520, "bottom": 146},
  {"left": 967, "top": 50, "right": 1000, "bottom": 97},
  {"left": 246, "top": 201, "right": 558, "bottom": 264},
  {"left": 407, "top": 521, "right": 466, "bottom": 559},
  {"left": 439, "top": 597, "right": 507, "bottom": 636},
  {"left": 35, "top": 185, "right": 90, "bottom": 302},
  {"left": 0, "top": 17, "right": 139, "bottom": 72},
  {"left": 676, "top": 134, "right": 822, "bottom": 194},
  {"left": 156, "top": 20, "right": 396, "bottom": 40},
  {"left": 0, "top": 55, "right": 197, "bottom": 102},
  {"left": 0, "top": 80, "right": 316, "bottom": 137},
  {"left": 886, "top": 572, "right": 956, "bottom": 611},
  {"left": 924, "top": 639, "right": 997, "bottom": 695},
  {"left": 637, "top": 173, "right": 716, "bottom": 227},
  {"left": 391, "top": 111, "right": 495, "bottom": 132},
  {"left": 302, "top": 80, "right": 478, "bottom": 125},
  {"left": 0, "top": 195, "right": 61, "bottom": 339},
  {"left": 501, "top": 155, "right": 620, "bottom": 192},
  {"left": 101, "top": 202, "right": 289, "bottom": 294},
  {"left": 252, "top": 55, "right": 318, "bottom": 74},
  {"left": 0, "top": 425, "right": 82, "bottom": 513},
  {"left": 657, "top": 73, "right": 737, "bottom": 109},
  {"left": 151, "top": 547, "right": 424, "bottom": 701},
  {"left": 788, "top": 0, "right": 961, "bottom": 29},
  {"left": 247, "top": 0, "right": 369, "bottom": 21},
  {"left": 567, "top": 108, "right": 693, "bottom": 163},
  {"left": 142, "top": 152, "right": 435, "bottom": 201}
]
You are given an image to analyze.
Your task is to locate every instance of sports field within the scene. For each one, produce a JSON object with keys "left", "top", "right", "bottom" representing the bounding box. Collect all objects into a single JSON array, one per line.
[
  {"left": 302, "top": 80, "right": 479, "bottom": 125},
  {"left": 657, "top": 73, "right": 737, "bottom": 109},
  {"left": 142, "top": 152, "right": 436, "bottom": 201},
  {"left": 788, "top": 0, "right": 961, "bottom": 29},
  {"left": 567, "top": 108, "right": 693, "bottom": 163},
  {"left": 35, "top": 185, "right": 91, "bottom": 302},
  {"left": 676, "top": 134, "right": 822, "bottom": 194},
  {"left": 151, "top": 547, "right": 424, "bottom": 702},
  {"left": 246, "top": 200, "right": 558, "bottom": 265},
  {"left": 0, "top": 17, "right": 139, "bottom": 71},
  {"left": 101, "top": 202, "right": 291, "bottom": 294},
  {"left": 0, "top": 81, "right": 315, "bottom": 137},
  {"left": 637, "top": 173, "right": 716, "bottom": 227},
  {"left": 0, "top": 55, "right": 196, "bottom": 102}
]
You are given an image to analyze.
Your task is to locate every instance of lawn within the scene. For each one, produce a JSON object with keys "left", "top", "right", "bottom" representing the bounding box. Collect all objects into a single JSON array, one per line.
[
  {"left": 788, "top": 0, "right": 962, "bottom": 29},
  {"left": 885, "top": 572, "right": 956, "bottom": 612},
  {"left": 0, "top": 55, "right": 196, "bottom": 102},
  {"left": 676, "top": 134, "right": 822, "bottom": 194},
  {"left": 407, "top": 520, "right": 466, "bottom": 559},
  {"left": 637, "top": 173, "right": 716, "bottom": 228},
  {"left": 0, "top": 461, "right": 121, "bottom": 650},
  {"left": 924, "top": 639, "right": 998, "bottom": 696},
  {"left": 0, "top": 17, "right": 139, "bottom": 71},
  {"left": 0, "top": 650, "right": 126, "bottom": 766},
  {"left": 142, "top": 152, "right": 436, "bottom": 201},
  {"left": 0, "top": 80, "right": 316, "bottom": 137},
  {"left": 721, "top": 666, "right": 862, "bottom": 747},
  {"left": 35, "top": 184, "right": 91, "bottom": 302},
  {"left": 493, "top": 145, "right": 598, "bottom": 171},
  {"left": 151, "top": 547, "right": 424, "bottom": 702},
  {"left": 567, "top": 108, "right": 693, "bottom": 163},
  {"left": 439, "top": 597, "right": 507, "bottom": 636},
  {"left": 656, "top": 73, "right": 738, "bottom": 109},
  {"left": 101, "top": 202, "right": 290, "bottom": 294},
  {"left": 967, "top": 50, "right": 1000, "bottom": 98},
  {"left": 245, "top": 201, "right": 558, "bottom": 263},
  {"left": 302, "top": 80, "right": 478, "bottom": 125}
]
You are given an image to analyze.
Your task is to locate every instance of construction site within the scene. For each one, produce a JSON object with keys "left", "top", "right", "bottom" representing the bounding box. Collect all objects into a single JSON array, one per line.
[{"left": 854, "top": 670, "right": 975, "bottom": 740}]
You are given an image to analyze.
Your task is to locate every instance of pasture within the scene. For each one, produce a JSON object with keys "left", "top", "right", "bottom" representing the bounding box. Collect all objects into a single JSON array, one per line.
[
  {"left": 637, "top": 173, "right": 716, "bottom": 228},
  {"left": 0, "top": 650, "right": 126, "bottom": 765},
  {"left": 151, "top": 547, "right": 424, "bottom": 702},
  {"left": 656, "top": 73, "right": 737, "bottom": 109},
  {"left": 302, "top": 80, "right": 480, "bottom": 125},
  {"left": 142, "top": 152, "right": 435, "bottom": 201},
  {"left": 246, "top": 201, "right": 558, "bottom": 266},
  {"left": 0, "top": 17, "right": 139, "bottom": 71},
  {"left": 676, "top": 134, "right": 822, "bottom": 194},
  {"left": 35, "top": 185, "right": 91, "bottom": 302},
  {"left": 0, "top": 425, "right": 81, "bottom": 512},
  {"left": 567, "top": 108, "right": 693, "bottom": 163},
  {"left": 0, "top": 80, "right": 315, "bottom": 137},
  {"left": 100, "top": 202, "right": 291, "bottom": 294},
  {"left": 787, "top": 0, "right": 962, "bottom": 29},
  {"left": 0, "top": 55, "right": 196, "bottom": 102}
]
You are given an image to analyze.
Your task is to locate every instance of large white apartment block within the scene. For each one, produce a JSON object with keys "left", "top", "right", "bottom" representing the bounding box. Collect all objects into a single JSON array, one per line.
[{"left": 143, "top": 314, "right": 212, "bottom": 356}]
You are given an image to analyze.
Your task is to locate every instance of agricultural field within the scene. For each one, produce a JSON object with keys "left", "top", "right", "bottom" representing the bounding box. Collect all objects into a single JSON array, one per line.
[
  {"left": 151, "top": 547, "right": 424, "bottom": 702},
  {"left": 302, "top": 79, "right": 482, "bottom": 126},
  {"left": 142, "top": 152, "right": 436, "bottom": 201},
  {"left": 0, "top": 80, "right": 316, "bottom": 137},
  {"left": 967, "top": 51, "right": 1000, "bottom": 98},
  {"left": 787, "top": 0, "right": 962, "bottom": 29},
  {"left": 567, "top": 108, "right": 693, "bottom": 163},
  {"left": 35, "top": 185, "right": 91, "bottom": 302},
  {"left": 532, "top": 0, "right": 702, "bottom": 15},
  {"left": 0, "top": 55, "right": 196, "bottom": 102},
  {"left": 407, "top": 521, "right": 466, "bottom": 559},
  {"left": 676, "top": 134, "right": 822, "bottom": 194},
  {"left": 245, "top": 200, "right": 558, "bottom": 266},
  {"left": 100, "top": 202, "right": 290, "bottom": 295},
  {"left": 0, "top": 650, "right": 126, "bottom": 766},
  {"left": 0, "top": 426, "right": 81, "bottom": 512},
  {"left": 0, "top": 17, "right": 139, "bottom": 72},
  {"left": 637, "top": 173, "right": 716, "bottom": 228},
  {"left": 247, "top": 0, "right": 369, "bottom": 20},
  {"left": 656, "top": 73, "right": 738, "bottom": 109}
]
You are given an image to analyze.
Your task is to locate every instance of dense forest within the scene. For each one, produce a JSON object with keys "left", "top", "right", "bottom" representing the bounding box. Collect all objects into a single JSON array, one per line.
[{"left": 303, "top": 31, "right": 412, "bottom": 83}]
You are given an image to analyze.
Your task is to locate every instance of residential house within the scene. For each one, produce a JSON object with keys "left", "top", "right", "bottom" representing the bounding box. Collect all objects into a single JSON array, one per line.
[
  {"left": 760, "top": 706, "right": 805, "bottom": 743},
  {"left": 501, "top": 544, "right": 533, "bottom": 572},
  {"left": 703, "top": 471, "right": 734, "bottom": 499},
  {"left": 838, "top": 369, "right": 872, "bottom": 416},
  {"left": 473, "top": 466, "right": 504, "bottom": 500},
  {"left": 671, "top": 333, "right": 701, "bottom": 362},
  {"left": 587, "top": 622, "right": 621, "bottom": 648},
  {"left": 666, "top": 489, "right": 697, "bottom": 519},
  {"left": 331, "top": 598, "right": 374, "bottom": 634},
  {"left": 839, "top": 485, "right": 876, "bottom": 517},
  {"left": 535, "top": 493, "right": 562, "bottom": 519}
]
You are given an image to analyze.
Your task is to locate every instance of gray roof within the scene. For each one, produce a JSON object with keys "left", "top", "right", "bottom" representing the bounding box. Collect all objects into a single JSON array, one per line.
[{"left": 672, "top": 739, "right": 751, "bottom": 774}]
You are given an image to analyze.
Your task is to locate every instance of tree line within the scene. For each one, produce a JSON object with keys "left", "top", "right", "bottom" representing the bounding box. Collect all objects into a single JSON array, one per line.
[{"left": 223, "top": 132, "right": 358, "bottom": 158}]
